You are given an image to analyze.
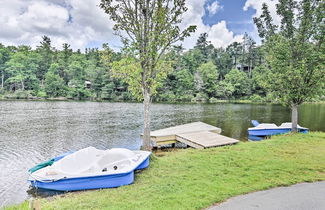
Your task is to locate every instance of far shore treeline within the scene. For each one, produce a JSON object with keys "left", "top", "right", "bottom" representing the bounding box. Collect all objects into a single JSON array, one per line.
[{"left": 0, "top": 34, "right": 323, "bottom": 103}]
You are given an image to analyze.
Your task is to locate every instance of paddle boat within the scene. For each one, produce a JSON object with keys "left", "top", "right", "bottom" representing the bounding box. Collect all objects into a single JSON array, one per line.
[
  {"left": 28, "top": 147, "right": 151, "bottom": 191},
  {"left": 248, "top": 120, "right": 309, "bottom": 141}
]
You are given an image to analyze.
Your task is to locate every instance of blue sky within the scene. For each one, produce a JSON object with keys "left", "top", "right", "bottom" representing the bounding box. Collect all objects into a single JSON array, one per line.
[{"left": 203, "top": 0, "right": 256, "bottom": 35}]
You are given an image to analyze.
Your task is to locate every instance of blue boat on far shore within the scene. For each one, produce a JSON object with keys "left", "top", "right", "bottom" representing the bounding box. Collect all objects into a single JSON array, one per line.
[{"left": 248, "top": 120, "right": 309, "bottom": 141}]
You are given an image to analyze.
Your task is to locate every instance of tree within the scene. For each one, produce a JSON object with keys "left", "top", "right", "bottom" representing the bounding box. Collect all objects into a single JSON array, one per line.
[
  {"left": 36, "top": 36, "right": 54, "bottom": 86},
  {"left": 254, "top": 0, "right": 325, "bottom": 132},
  {"left": 5, "top": 46, "right": 39, "bottom": 91},
  {"left": 57, "top": 43, "right": 73, "bottom": 83},
  {"left": 222, "top": 69, "right": 251, "bottom": 98},
  {"left": 251, "top": 65, "right": 269, "bottom": 96},
  {"left": 211, "top": 47, "right": 232, "bottom": 80},
  {"left": 240, "top": 33, "right": 257, "bottom": 78},
  {"left": 100, "top": 0, "right": 196, "bottom": 150},
  {"left": 44, "top": 63, "right": 66, "bottom": 97},
  {"left": 181, "top": 48, "right": 204, "bottom": 74},
  {"left": 253, "top": 3, "right": 277, "bottom": 41},
  {"left": 0, "top": 44, "right": 11, "bottom": 89},
  {"left": 198, "top": 61, "right": 219, "bottom": 98},
  {"left": 226, "top": 41, "right": 242, "bottom": 68},
  {"left": 85, "top": 48, "right": 107, "bottom": 99},
  {"left": 194, "top": 33, "right": 214, "bottom": 62},
  {"left": 174, "top": 69, "right": 195, "bottom": 96}
]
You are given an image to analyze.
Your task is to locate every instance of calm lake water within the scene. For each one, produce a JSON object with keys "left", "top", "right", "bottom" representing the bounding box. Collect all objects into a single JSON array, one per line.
[{"left": 0, "top": 101, "right": 324, "bottom": 206}]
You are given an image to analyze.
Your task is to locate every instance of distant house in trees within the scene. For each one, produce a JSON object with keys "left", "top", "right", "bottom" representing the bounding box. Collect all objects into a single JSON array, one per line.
[
  {"left": 116, "top": 86, "right": 127, "bottom": 92},
  {"left": 85, "top": 81, "right": 91, "bottom": 89},
  {"left": 236, "top": 64, "right": 254, "bottom": 72}
]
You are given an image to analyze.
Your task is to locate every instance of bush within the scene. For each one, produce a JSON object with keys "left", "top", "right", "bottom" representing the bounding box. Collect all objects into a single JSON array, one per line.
[
  {"left": 191, "top": 92, "right": 208, "bottom": 103},
  {"left": 156, "top": 91, "right": 176, "bottom": 102},
  {"left": 5, "top": 90, "right": 32, "bottom": 99},
  {"left": 176, "top": 94, "right": 194, "bottom": 102},
  {"left": 37, "top": 90, "right": 47, "bottom": 98},
  {"left": 0, "top": 89, "right": 5, "bottom": 99},
  {"left": 249, "top": 94, "right": 263, "bottom": 102},
  {"left": 209, "top": 97, "right": 221, "bottom": 103},
  {"left": 265, "top": 92, "right": 278, "bottom": 103}
]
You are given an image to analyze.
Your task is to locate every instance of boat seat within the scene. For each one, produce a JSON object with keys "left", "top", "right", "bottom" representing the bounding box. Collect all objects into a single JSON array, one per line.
[
  {"left": 55, "top": 147, "right": 104, "bottom": 174},
  {"left": 96, "top": 148, "right": 135, "bottom": 172}
]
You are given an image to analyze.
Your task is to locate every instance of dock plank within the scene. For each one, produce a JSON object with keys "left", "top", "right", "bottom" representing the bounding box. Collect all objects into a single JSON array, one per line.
[
  {"left": 176, "top": 131, "right": 239, "bottom": 149},
  {"left": 150, "top": 122, "right": 221, "bottom": 137}
]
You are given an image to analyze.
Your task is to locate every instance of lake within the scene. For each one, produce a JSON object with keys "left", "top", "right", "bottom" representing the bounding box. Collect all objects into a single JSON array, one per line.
[{"left": 0, "top": 101, "right": 324, "bottom": 207}]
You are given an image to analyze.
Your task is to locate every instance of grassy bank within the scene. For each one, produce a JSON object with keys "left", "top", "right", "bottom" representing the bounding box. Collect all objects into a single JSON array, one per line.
[{"left": 8, "top": 132, "right": 325, "bottom": 210}]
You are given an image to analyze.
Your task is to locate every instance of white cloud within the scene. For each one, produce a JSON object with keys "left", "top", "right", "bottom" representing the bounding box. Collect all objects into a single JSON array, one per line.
[
  {"left": 181, "top": 0, "right": 243, "bottom": 48},
  {"left": 0, "top": 0, "right": 118, "bottom": 50},
  {"left": 0, "top": 0, "right": 244, "bottom": 50},
  {"left": 208, "top": 21, "right": 243, "bottom": 47},
  {"left": 207, "top": 1, "right": 223, "bottom": 16}
]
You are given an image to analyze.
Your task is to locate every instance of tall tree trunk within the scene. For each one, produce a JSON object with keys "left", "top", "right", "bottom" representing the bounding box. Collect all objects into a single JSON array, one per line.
[
  {"left": 291, "top": 104, "right": 298, "bottom": 132},
  {"left": 249, "top": 59, "right": 252, "bottom": 78},
  {"left": 21, "top": 80, "right": 25, "bottom": 90},
  {"left": 41, "top": 79, "right": 44, "bottom": 89},
  {"left": 1, "top": 70, "right": 3, "bottom": 89},
  {"left": 142, "top": 86, "right": 152, "bottom": 151},
  {"left": 234, "top": 56, "right": 237, "bottom": 67}
]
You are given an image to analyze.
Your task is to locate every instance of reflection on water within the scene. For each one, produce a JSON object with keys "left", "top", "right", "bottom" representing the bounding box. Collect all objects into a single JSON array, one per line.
[{"left": 0, "top": 101, "right": 324, "bottom": 207}]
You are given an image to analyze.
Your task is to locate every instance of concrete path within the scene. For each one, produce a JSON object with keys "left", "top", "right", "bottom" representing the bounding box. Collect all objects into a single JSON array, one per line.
[{"left": 209, "top": 182, "right": 325, "bottom": 210}]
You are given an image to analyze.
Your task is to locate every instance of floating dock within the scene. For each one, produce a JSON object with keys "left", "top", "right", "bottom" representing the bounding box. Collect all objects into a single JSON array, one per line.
[{"left": 144, "top": 122, "right": 239, "bottom": 149}]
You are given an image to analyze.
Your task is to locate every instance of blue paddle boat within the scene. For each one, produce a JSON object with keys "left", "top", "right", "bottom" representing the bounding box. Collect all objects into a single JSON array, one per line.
[
  {"left": 28, "top": 147, "right": 151, "bottom": 191},
  {"left": 248, "top": 120, "right": 308, "bottom": 141}
]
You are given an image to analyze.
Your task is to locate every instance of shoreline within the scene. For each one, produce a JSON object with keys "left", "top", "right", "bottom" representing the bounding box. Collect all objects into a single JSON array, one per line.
[{"left": 1, "top": 97, "right": 325, "bottom": 105}]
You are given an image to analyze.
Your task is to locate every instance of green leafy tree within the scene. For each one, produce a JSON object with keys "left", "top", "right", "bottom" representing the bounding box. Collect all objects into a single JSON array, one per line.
[
  {"left": 240, "top": 33, "right": 257, "bottom": 78},
  {"left": 222, "top": 69, "right": 251, "bottom": 98},
  {"left": 251, "top": 65, "right": 269, "bottom": 97},
  {"left": 57, "top": 43, "right": 73, "bottom": 83},
  {"left": 194, "top": 33, "right": 214, "bottom": 62},
  {"left": 226, "top": 41, "right": 242, "bottom": 68},
  {"left": 253, "top": 3, "right": 277, "bottom": 41},
  {"left": 174, "top": 69, "right": 195, "bottom": 96},
  {"left": 36, "top": 36, "right": 54, "bottom": 86},
  {"left": 100, "top": 0, "right": 196, "bottom": 150},
  {"left": 181, "top": 48, "right": 204, "bottom": 74},
  {"left": 211, "top": 47, "right": 232, "bottom": 80},
  {"left": 254, "top": 0, "right": 325, "bottom": 131},
  {"left": 85, "top": 48, "right": 107, "bottom": 99},
  {"left": 0, "top": 44, "right": 11, "bottom": 89},
  {"left": 198, "top": 61, "right": 219, "bottom": 98},
  {"left": 67, "top": 53, "right": 86, "bottom": 81},
  {"left": 5, "top": 46, "right": 39, "bottom": 91},
  {"left": 44, "top": 63, "right": 66, "bottom": 97}
]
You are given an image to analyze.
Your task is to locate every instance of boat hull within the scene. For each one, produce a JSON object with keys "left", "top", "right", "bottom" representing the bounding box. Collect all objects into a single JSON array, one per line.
[
  {"left": 30, "top": 156, "right": 150, "bottom": 191},
  {"left": 30, "top": 171, "right": 134, "bottom": 191},
  {"left": 135, "top": 156, "right": 150, "bottom": 170},
  {"left": 248, "top": 128, "right": 308, "bottom": 136},
  {"left": 247, "top": 120, "right": 309, "bottom": 141},
  {"left": 248, "top": 128, "right": 308, "bottom": 141}
]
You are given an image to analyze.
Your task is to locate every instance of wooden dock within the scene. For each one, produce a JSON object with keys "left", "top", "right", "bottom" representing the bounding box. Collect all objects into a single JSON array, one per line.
[{"left": 144, "top": 122, "right": 239, "bottom": 149}]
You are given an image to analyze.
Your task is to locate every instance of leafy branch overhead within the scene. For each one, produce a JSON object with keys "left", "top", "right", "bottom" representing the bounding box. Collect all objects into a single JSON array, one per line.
[
  {"left": 100, "top": 0, "right": 196, "bottom": 97},
  {"left": 111, "top": 57, "right": 172, "bottom": 100}
]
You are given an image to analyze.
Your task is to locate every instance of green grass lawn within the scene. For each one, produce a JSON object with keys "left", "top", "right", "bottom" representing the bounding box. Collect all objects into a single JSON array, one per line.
[{"left": 8, "top": 132, "right": 325, "bottom": 210}]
